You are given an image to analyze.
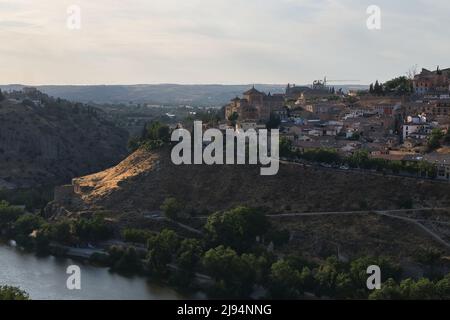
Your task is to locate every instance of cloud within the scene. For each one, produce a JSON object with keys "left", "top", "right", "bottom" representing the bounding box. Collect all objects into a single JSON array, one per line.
[{"left": 0, "top": 0, "right": 448, "bottom": 84}]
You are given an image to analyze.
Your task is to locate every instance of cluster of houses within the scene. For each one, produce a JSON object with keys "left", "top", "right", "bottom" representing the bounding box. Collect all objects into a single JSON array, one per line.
[{"left": 219, "top": 70, "right": 450, "bottom": 182}]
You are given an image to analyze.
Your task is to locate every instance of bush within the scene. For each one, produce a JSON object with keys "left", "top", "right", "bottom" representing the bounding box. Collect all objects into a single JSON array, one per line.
[
  {"left": 0, "top": 200, "right": 24, "bottom": 228},
  {"left": 0, "top": 286, "right": 29, "bottom": 300},
  {"left": 161, "top": 197, "right": 183, "bottom": 220},
  {"left": 73, "top": 216, "right": 112, "bottom": 242},
  {"left": 204, "top": 207, "right": 269, "bottom": 252},
  {"left": 122, "top": 228, "right": 154, "bottom": 244}
]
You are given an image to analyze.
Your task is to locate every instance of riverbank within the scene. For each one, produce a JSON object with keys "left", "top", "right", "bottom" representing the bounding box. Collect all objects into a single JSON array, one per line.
[{"left": 0, "top": 242, "right": 193, "bottom": 300}]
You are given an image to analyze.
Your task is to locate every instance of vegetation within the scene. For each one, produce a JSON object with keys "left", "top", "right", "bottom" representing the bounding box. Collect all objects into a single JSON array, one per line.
[
  {"left": 369, "top": 80, "right": 384, "bottom": 95},
  {"left": 427, "top": 128, "right": 445, "bottom": 151},
  {"left": 161, "top": 197, "right": 183, "bottom": 220},
  {"left": 228, "top": 112, "right": 239, "bottom": 126},
  {"left": 369, "top": 274, "right": 450, "bottom": 300},
  {"left": 0, "top": 187, "right": 52, "bottom": 211},
  {"left": 1, "top": 207, "right": 113, "bottom": 253},
  {"left": 122, "top": 228, "right": 154, "bottom": 244},
  {"left": 281, "top": 145, "right": 438, "bottom": 179},
  {"left": 0, "top": 201, "right": 24, "bottom": 229},
  {"left": 0, "top": 286, "right": 29, "bottom": 300},
  {"left": 204, "top": 206, "right": 269, "bottom": 252},
  {"left": 146, "top": 229, "right": 180, "bottom": 277},
  {"left": 129, "top": 121, "right": 171, "bottom": 151},
  {"left": 383, "top": 76, "right": 413, "bottom": 94}
]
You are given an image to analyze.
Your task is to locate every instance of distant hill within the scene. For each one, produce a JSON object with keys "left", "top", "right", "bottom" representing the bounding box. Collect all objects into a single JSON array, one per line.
[
  {"left": 0, "top": 91, "right": 129, "bottom": 189},
  {"left": 0, "top": 84, "right": 367, "bottom": 107}
]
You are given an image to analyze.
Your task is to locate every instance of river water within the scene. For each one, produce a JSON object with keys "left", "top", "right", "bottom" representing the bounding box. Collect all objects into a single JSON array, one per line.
[{"left": 0, "top": 244, "right": 187, "bottom": 300}]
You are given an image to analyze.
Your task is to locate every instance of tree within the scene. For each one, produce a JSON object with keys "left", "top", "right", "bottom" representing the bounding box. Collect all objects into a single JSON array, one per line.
[
  {"left": 267, "top": 259, "right": 302, "bottom": 299},
  {"left": 373, "top": 80, "right": 384, "bottom": 95},
  {"left": 171, "top": 238, "right": 204, "bottom": 287},
  {"left": 314, "top": 256, "right": 343, "bottom": 297},
  {"left": 122, "top": 228, "right": 154, "bottom": 244},
  {"left": 427, "top": 129, "right": 444, "bottom": 151},
  {"left": 369, "top": 278, "right": 403, "bottom": 300},
  {"left": 113, "top": 247, "right": 142, "bottom": 274},
  {"left": 73, "top": 216, "right": 112, "bottom": 242},
  {"left": 47, "top": 219, "right": 72, "bottom": 244},
  {"left": 143, "top": 121, "right": 170, "bottom": 142},
  {"left": 13, "top": 214, "right": 45, "bottom": 237},
  {"left": 0, "top": 286, "right": 29, "bottom": 300},
  {"left": 279, "top": 137, "right": 293, "bottom": 158},
  {"left": 202, "top": 246, "right": 266, "bottom": 298},
  {"left": 204, "top": 207, "right": 269, "bottom": 252},
  {"left": 161, "top": 197, "right": 182, "bottom": 220},
  {"left": 436, "top": 274, "right": 450, "bottom": 299},
  {"left": 0, "top": 200, "right": 23, "bottom": 229},
  {"left": 146, "top": 229, "right": 180, "bottom": 277},
  {"left": 384, "top": 76, "right": 413, "bottom": 94}
]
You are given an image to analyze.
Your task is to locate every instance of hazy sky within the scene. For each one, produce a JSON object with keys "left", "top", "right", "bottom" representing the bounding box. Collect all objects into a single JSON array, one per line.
[{"left": 0, "top": 0, "right": 448, "bottom": 85}]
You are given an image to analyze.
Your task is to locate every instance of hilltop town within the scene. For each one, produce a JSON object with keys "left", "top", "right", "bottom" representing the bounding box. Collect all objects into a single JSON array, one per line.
[{"left": 218, "top": 67, "right": 450, "bottom": 182}]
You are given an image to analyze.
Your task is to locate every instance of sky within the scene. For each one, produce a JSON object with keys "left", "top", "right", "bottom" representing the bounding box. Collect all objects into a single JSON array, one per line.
[{"left": 0, "top": 0, "right": 449, "bottom": 85}]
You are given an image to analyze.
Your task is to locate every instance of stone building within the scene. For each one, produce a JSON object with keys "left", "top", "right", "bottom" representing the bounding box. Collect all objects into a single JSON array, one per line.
[
  {"left": 224, "top": 86, "right": 284, "bottom": 122},
  {"left": 413, "top": 67, "right": 450, "bottom": 95}
]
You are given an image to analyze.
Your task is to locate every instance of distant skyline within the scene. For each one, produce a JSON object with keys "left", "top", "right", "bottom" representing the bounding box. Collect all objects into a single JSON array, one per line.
[{"left": 0, "top": 0, "right": 449, "bottom": 85}]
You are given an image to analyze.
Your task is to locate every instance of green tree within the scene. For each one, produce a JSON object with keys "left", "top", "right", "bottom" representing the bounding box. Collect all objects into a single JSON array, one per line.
[
  {"left": 47, "top": 219, "right": 73, "bottom": 244},
  {"left": 369, "top": 278, "right": 403, "bottom": 300},
  {"left": 267, "top": 259, "right": 302, "bottom": 299},
  {"left": 384, "top": 76, "right": 413, "bottom": 94},
  {"left": 122, "top": 228, "right": 154, "bottom": 244},
  {"left": 279, "top": 137, "right": 293, "bottom": 158},
  {"left": 0, "top": 286, "right": 29, "bottom": 300},
  {"left": 204, "top": 207, "right": 269, "bottom": 252},
  {"left": 202, "top": 246, "right": 266, "bottom": 298},
  {"left": 13, "top": 214, "right": 45, "bottom": 237},
  {"left": 436, "top": 274, "right": 450, "bottom": 299},
  {"left": 427, "top": 129, "right": 444, "bottom": 151},
  {"left": 73, "top": 216, "right": 112, "bottom": 242},
  {"left": 161, "top": 197, "right": 183, "bottom": 220},
  {"left": 112, "top": 247, "right": 142, "bottom": 274},
  {"left": 176, "top": 238, "right": 203, "bottom": 275},
  {"left": 146, "top": 229, "right": 180, "bottom": 277},
  {"left": 0, "top": 201, "right": 23, "bottom": 229}
]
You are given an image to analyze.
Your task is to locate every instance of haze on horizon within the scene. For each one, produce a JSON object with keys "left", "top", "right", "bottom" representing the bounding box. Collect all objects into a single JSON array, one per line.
[{"left": 0, "top": 0, "right": 449, "bottom": 86}]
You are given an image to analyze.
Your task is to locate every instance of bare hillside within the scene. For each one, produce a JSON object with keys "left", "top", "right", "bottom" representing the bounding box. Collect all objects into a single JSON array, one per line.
[{"left": 64, "top": 148, "right": 450, "bottom": 215}]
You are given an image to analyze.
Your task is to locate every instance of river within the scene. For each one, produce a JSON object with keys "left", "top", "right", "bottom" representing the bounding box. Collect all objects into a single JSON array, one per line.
[{"left": 0, "top": 244, "right": 190, "bottom": 300}]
